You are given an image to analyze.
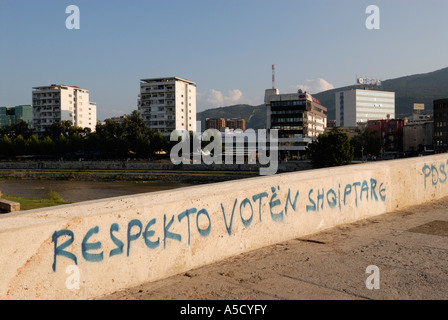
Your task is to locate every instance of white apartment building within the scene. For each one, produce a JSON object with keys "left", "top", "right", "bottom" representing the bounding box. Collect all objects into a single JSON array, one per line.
[
  {"left": 335, "top": 89, "right": 395, "bottom": 127},
  {"left": 139, "top": 77, "right": 197, "bottom": 136},
  {"left": 32, "top": 84, "right": 97, "bottom": 135}
]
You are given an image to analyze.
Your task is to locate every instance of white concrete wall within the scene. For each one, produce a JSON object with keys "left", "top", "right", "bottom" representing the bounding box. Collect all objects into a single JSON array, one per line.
[
  {"left": 1, "top": 154, "right": 448, "bottom": 300},
  {"left": 175, "top": 81, "right": 195, "bottom": 132},
  {"left": 188, "top": 84, "right": 197, "bottom": 133},
  {"left": 88, "top": 103, "right": 97, "bottom": 132},
  {"left": 60, "top": 88, "right": 74, "bottom": 122}
]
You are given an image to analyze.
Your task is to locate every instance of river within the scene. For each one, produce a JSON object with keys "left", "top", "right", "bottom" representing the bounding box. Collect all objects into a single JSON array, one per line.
[{"left": 0, "top": 180, "right": 192, "bottom": 202}]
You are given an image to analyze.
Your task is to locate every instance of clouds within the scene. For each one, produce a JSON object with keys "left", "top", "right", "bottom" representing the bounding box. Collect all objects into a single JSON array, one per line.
[
  {"left": 291, "top": 78, "right": 335, "bottom": 94},
  {"left": 199, "top": 89, "right": 244, "bottom": 108},
  {"left": 196, "top": 78, "right": 334, "bottom": 112}
]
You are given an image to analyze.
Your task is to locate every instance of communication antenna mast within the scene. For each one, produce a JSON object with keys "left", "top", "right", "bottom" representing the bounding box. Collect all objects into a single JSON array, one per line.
[{"left": 272, "top": 64, "right": 276, "bottom": 89}]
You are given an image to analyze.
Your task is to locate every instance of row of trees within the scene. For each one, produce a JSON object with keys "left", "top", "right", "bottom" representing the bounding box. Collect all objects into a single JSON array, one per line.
[
  {"left": 307, "top": 128, "right": 382, "bottom": 168},
  {"left": 0, "top": 111, "right": 382, "bottom": 167},
  {"left": 0, "top": 111, "right": 170, "bottom": 160}
]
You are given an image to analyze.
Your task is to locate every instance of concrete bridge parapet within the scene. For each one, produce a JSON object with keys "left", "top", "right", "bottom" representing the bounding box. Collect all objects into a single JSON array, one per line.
[{"left": 0, "top": 154, "right": 447, "bottom": 299}]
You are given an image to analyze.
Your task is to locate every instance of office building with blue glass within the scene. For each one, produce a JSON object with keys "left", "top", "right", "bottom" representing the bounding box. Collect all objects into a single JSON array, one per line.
[{"left": 0, "top": 105, "right": 33, "bottom": 128}]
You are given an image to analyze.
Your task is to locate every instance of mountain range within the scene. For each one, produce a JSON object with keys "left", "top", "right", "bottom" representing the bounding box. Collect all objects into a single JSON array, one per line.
[{"left": 198, "top": 66, "right": 448, "bottom": 129}]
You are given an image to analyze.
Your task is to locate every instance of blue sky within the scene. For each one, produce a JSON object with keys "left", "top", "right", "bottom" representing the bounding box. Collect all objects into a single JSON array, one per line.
[{"left": 1, "top": 0, "right": 448, "bottom": 120}]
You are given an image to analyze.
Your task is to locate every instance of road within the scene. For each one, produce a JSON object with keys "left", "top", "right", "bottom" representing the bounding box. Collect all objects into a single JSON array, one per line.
[{"left": 99, "top": 196, "right": 448, "bottom": 300}]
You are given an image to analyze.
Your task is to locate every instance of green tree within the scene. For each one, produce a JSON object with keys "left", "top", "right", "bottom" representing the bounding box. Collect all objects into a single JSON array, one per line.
[
  {"left": 150, "top": 131, "right": 169, "bottom": 157},
  {"left": 41, "top": 136, "right": 55, "bottom": 155},
  {"left": 0, "top": 120, "right": 33, "bottom": 140},
  {"left": 95, "top": 119, "right": 125, "bottom": 158},
  {"left": 0, "top": 135, "right": 13, "bottom": 158},
  {"left": 84, "top": 132, "right": 102, "bottom": 158},
  {"left": 69, "top": 132, "right": 84, "bottom": 155},
  {"left": 350, "top": 129, "right": 383, "bottom": 159},
  {"left": 44, "top": 120, "right": 74, "bottom": 140},
  {"left": 54, "top": 135, "right": 70, "bottom": 156},
  {"left": 123, "top": 111, "right": 151, "bottom": 158},
  {"left": 13, "top": 134, "right": 27, "bottom": 155},
  {"left": 27, "top": 134, "right": 40, "bottom": 155},
  {"left": 122, "top": 111, "right": 148, "bottom": 137},
  {"left": 307, "top": 128, "right": 354, "bottom": 168}
]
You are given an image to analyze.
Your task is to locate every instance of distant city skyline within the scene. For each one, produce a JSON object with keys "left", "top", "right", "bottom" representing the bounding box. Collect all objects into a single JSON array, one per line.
[{"left": 1, "top": 0, "right": 448, "bottom": 121}]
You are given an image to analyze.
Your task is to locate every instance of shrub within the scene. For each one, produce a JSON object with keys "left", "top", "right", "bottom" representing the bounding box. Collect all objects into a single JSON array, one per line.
[{"left": 47, "top": 190, "right": 65, "bottom": 202}]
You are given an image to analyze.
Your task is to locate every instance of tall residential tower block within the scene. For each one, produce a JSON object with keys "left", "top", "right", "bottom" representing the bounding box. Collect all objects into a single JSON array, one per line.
[
  {"left": 139, "top": 77, "right": 197, "bottom": 135},
  {"left": 32, "top": 84, "right": 97, "bottom": 135}
]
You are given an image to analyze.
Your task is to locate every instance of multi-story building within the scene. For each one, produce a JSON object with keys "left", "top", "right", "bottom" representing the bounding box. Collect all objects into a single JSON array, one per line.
[
  {"left": 205, "top": 118, "right": 226, "bottom": 131},
  {"left": 32, "top": 84, "right": 97, "bottom": 135},
  {"left": 336, "top": 89, "right": 395, "bottom": 127},
  {"left": 110, "top": 114, "right": 128, "bottom": 125},
  {"left": 433, "top": 98, "right": 448, "bottom": 153},
  {"left": 139, "top": 77, "right": 197, "bottom": 136},
  {"left": 265, "top": 88, "right": 327, "bottom": 160},
  {"left": 400, "top": 109, "right": 433, "bottom": 154},
  {"left": 205, "top": 118, "right": 247, "bottom": 132},
  {"left": 367, "top": 118, "right": 406, "bottom": 153},
  {"left": 226, "top": 118, "right": 246, "bottom": 131},
  {"left": 328, "top": 123, "right": 367, "bottom": 139},
  {"left": 403, "top": 122, "right": 434, "bottom": 154},
  {"left": 0, "top": 105, "right": 33, "bottom": 128},
  {"left": 406, "top": 113, "right": 432, "bottom": 125}
]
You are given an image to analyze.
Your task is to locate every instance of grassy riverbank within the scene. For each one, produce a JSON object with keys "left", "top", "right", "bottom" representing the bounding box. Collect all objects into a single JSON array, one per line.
[{"left": 2, "top": 191, "right": 73, "bottom": 211}]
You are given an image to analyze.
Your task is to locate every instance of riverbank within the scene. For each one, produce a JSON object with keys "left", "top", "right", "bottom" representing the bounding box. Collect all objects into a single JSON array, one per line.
[
  {"left": 1, "top": 194, "right": 72, "bottom": 211},
  {"left": 0, "top": 168, "right": 259, "bottom": 184},
  {"left": 0, "top": 160, "right": 311, "bottom": 206},
  {"left": 0, "top": 160, "right": 273, "bottom": 184},
  {"left": 0, "top": 179, "right": 193, "bottom": 204},
  {"left": 0, "top": 160, "right": 313, "bottom": 182}
]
